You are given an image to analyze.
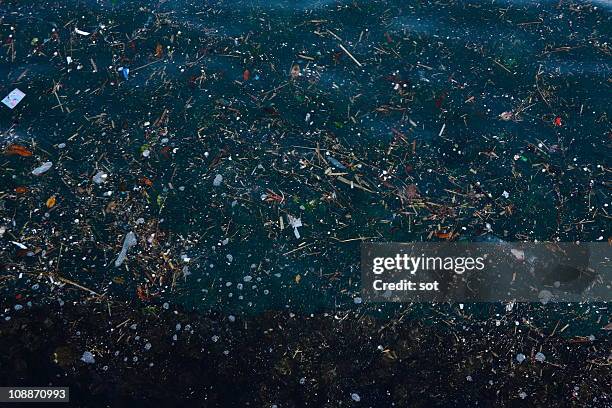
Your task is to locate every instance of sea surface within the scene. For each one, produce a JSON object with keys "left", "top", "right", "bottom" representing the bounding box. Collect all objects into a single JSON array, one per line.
[{"left": 0, "top": 0, "right": 610, "bottom": 331}]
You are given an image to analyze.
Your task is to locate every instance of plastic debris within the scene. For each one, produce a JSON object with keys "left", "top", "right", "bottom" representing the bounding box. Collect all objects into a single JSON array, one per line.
[
  {"left": 11, "top": 241, "right": 28, "bottom": 249},
  {"left": 92, "top": 171, "right": 108, "bottom": 184},
  {"left": 327, "top": 156, "right": 347, "bottom": 170},
  {"left": 31, "top": 162, "right": 53, "bottom": 176},
  {"left": 287, "top": 215, "right": 302, "bottom": 239},
  {"left": 0, "top": 1, "right": 608, "bottom": 405},
  {"left": 114, "top": 232, "right": 137, "bottom": 267},
  {"left": 1, "top": 88, "right": 25, "bottom": 109},
  {"left": 535, "top": 352, "right": 546, "bottom": 363},
  {"left": 80, "top": 351, "right": 96, "bottom": 364},
  {"left": 74, "top": 27, "right": 91, "bottom": 36}
]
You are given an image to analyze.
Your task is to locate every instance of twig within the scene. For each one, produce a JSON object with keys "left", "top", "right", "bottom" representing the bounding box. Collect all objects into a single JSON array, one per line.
[
  {"left": 338, "top": 44, "right": 363, "bottom": 67},
  {"left": 56, "top": 276, "right": 101, "bottom": 296}
]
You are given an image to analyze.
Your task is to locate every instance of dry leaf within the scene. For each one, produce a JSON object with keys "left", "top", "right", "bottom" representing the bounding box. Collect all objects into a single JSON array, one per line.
[
  {"left": 5, "top": 144, "right": 32, "bottom": 157},
  {"left": 290, "top": 64, "right": 300, "bottom": 79},
  {"left": 112, "top": 276, "right": 125, "bottom": 285},
  {"left": 435, "top": 231, "right": 454, "bottom": 240},
  {"left": 105, "top": 201, "right": 118, "bottom": 213},
  {"left": 139, "top": 176, "right": 153, "bottom": 187},
  {"left": 46, "top": 195, "right": 56, "bottom": 208}
]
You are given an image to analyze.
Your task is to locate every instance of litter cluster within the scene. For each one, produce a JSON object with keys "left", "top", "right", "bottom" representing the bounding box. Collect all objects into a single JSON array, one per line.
[
  {"left": 1, "top": 0, "right": 609, "bottom": 311},
  {"left": 0, "top": 0, "right": 610, "bottom": 404}
]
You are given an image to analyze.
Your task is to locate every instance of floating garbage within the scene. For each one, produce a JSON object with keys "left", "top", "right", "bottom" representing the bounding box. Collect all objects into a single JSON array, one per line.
[
  {"left": 31, "top": 162, "right": 53, "bottom": 176},
  {"left": 80, "top": 351, "right": 95, "bottom": 364},
  {"left": 327, "top": 156, "right": 347, "bottom": 170},
  {"left": 120, "top": 67, "right": 129, "bottom": 81},
  {"left": 1, "top": 88, "right": 25, "bottom": 109},
  {"left": 0, "top": 0, "right": 609, "bottom": 405},
  {"left": 92, "top": 171, "right": 108, "bottom": 184},
  {"left": 535, "top": 352, "right": 546, "bottom": 363},
  {"left": 287, "top": 215, "right": 302, "bottom": 239},
  {"left": 74, "top": 27, "right": 91, "bottom": 36},
  {"left": 114, "top": 232, "right": 137, "bottom": 267}
]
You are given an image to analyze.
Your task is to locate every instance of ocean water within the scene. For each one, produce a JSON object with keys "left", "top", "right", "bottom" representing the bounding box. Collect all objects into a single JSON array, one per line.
[{"left": 0, "top": 0, "right": 610, "bottom": 324}]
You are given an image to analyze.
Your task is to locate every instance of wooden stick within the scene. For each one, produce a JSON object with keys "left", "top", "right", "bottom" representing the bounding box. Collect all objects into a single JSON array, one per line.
[
  {"left": 338, "top": 44, "right": 363, "bottom": 67},
  {"left": 56, "top": 276, "right": 101, "bottom": 296}
]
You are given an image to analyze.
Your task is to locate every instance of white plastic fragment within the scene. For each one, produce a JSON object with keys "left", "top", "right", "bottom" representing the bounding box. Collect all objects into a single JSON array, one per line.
[
  {"left": 11, "top": 241, "right": 28, "bottom": 249},
  {"left": 81, "top": 351, "right": 96, "bottom": 364},
  {"left": 32, "top": 161, "right": 53, "bottom": 176},
  {"left": 213, "top": 174, "right": 223, "bottom": 187},
  {"left": 438, "top": 123, "right": 446, "bottom": 137},
  {"left": 75, "top": 27, "right": 91, "bottom": 36},
  {"left": 92, "top": 171, "right": 108, "bottom": 184},
  {"left": 535, "top": 352, "right": 546, "bottom": 362},
  {"left": 351, "top": 393, "right": 361, "bottom": 402},
  {"left": 114, "top": 231, "right": 137, "bottom": 267},
  {"left": 2, "top": 88, "right": 25, "bottom": 109},
  {"left": 287, "top": 214, "right": 302, "bottom": 239},
  {"left": 516, "top": 353, "right": 526, "bottom": 363}
]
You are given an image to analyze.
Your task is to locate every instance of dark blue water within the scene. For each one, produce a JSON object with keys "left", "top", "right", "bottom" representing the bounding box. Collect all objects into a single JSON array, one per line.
[{"left": 0, "top": 0, "right": 610, "bottom": 328}]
